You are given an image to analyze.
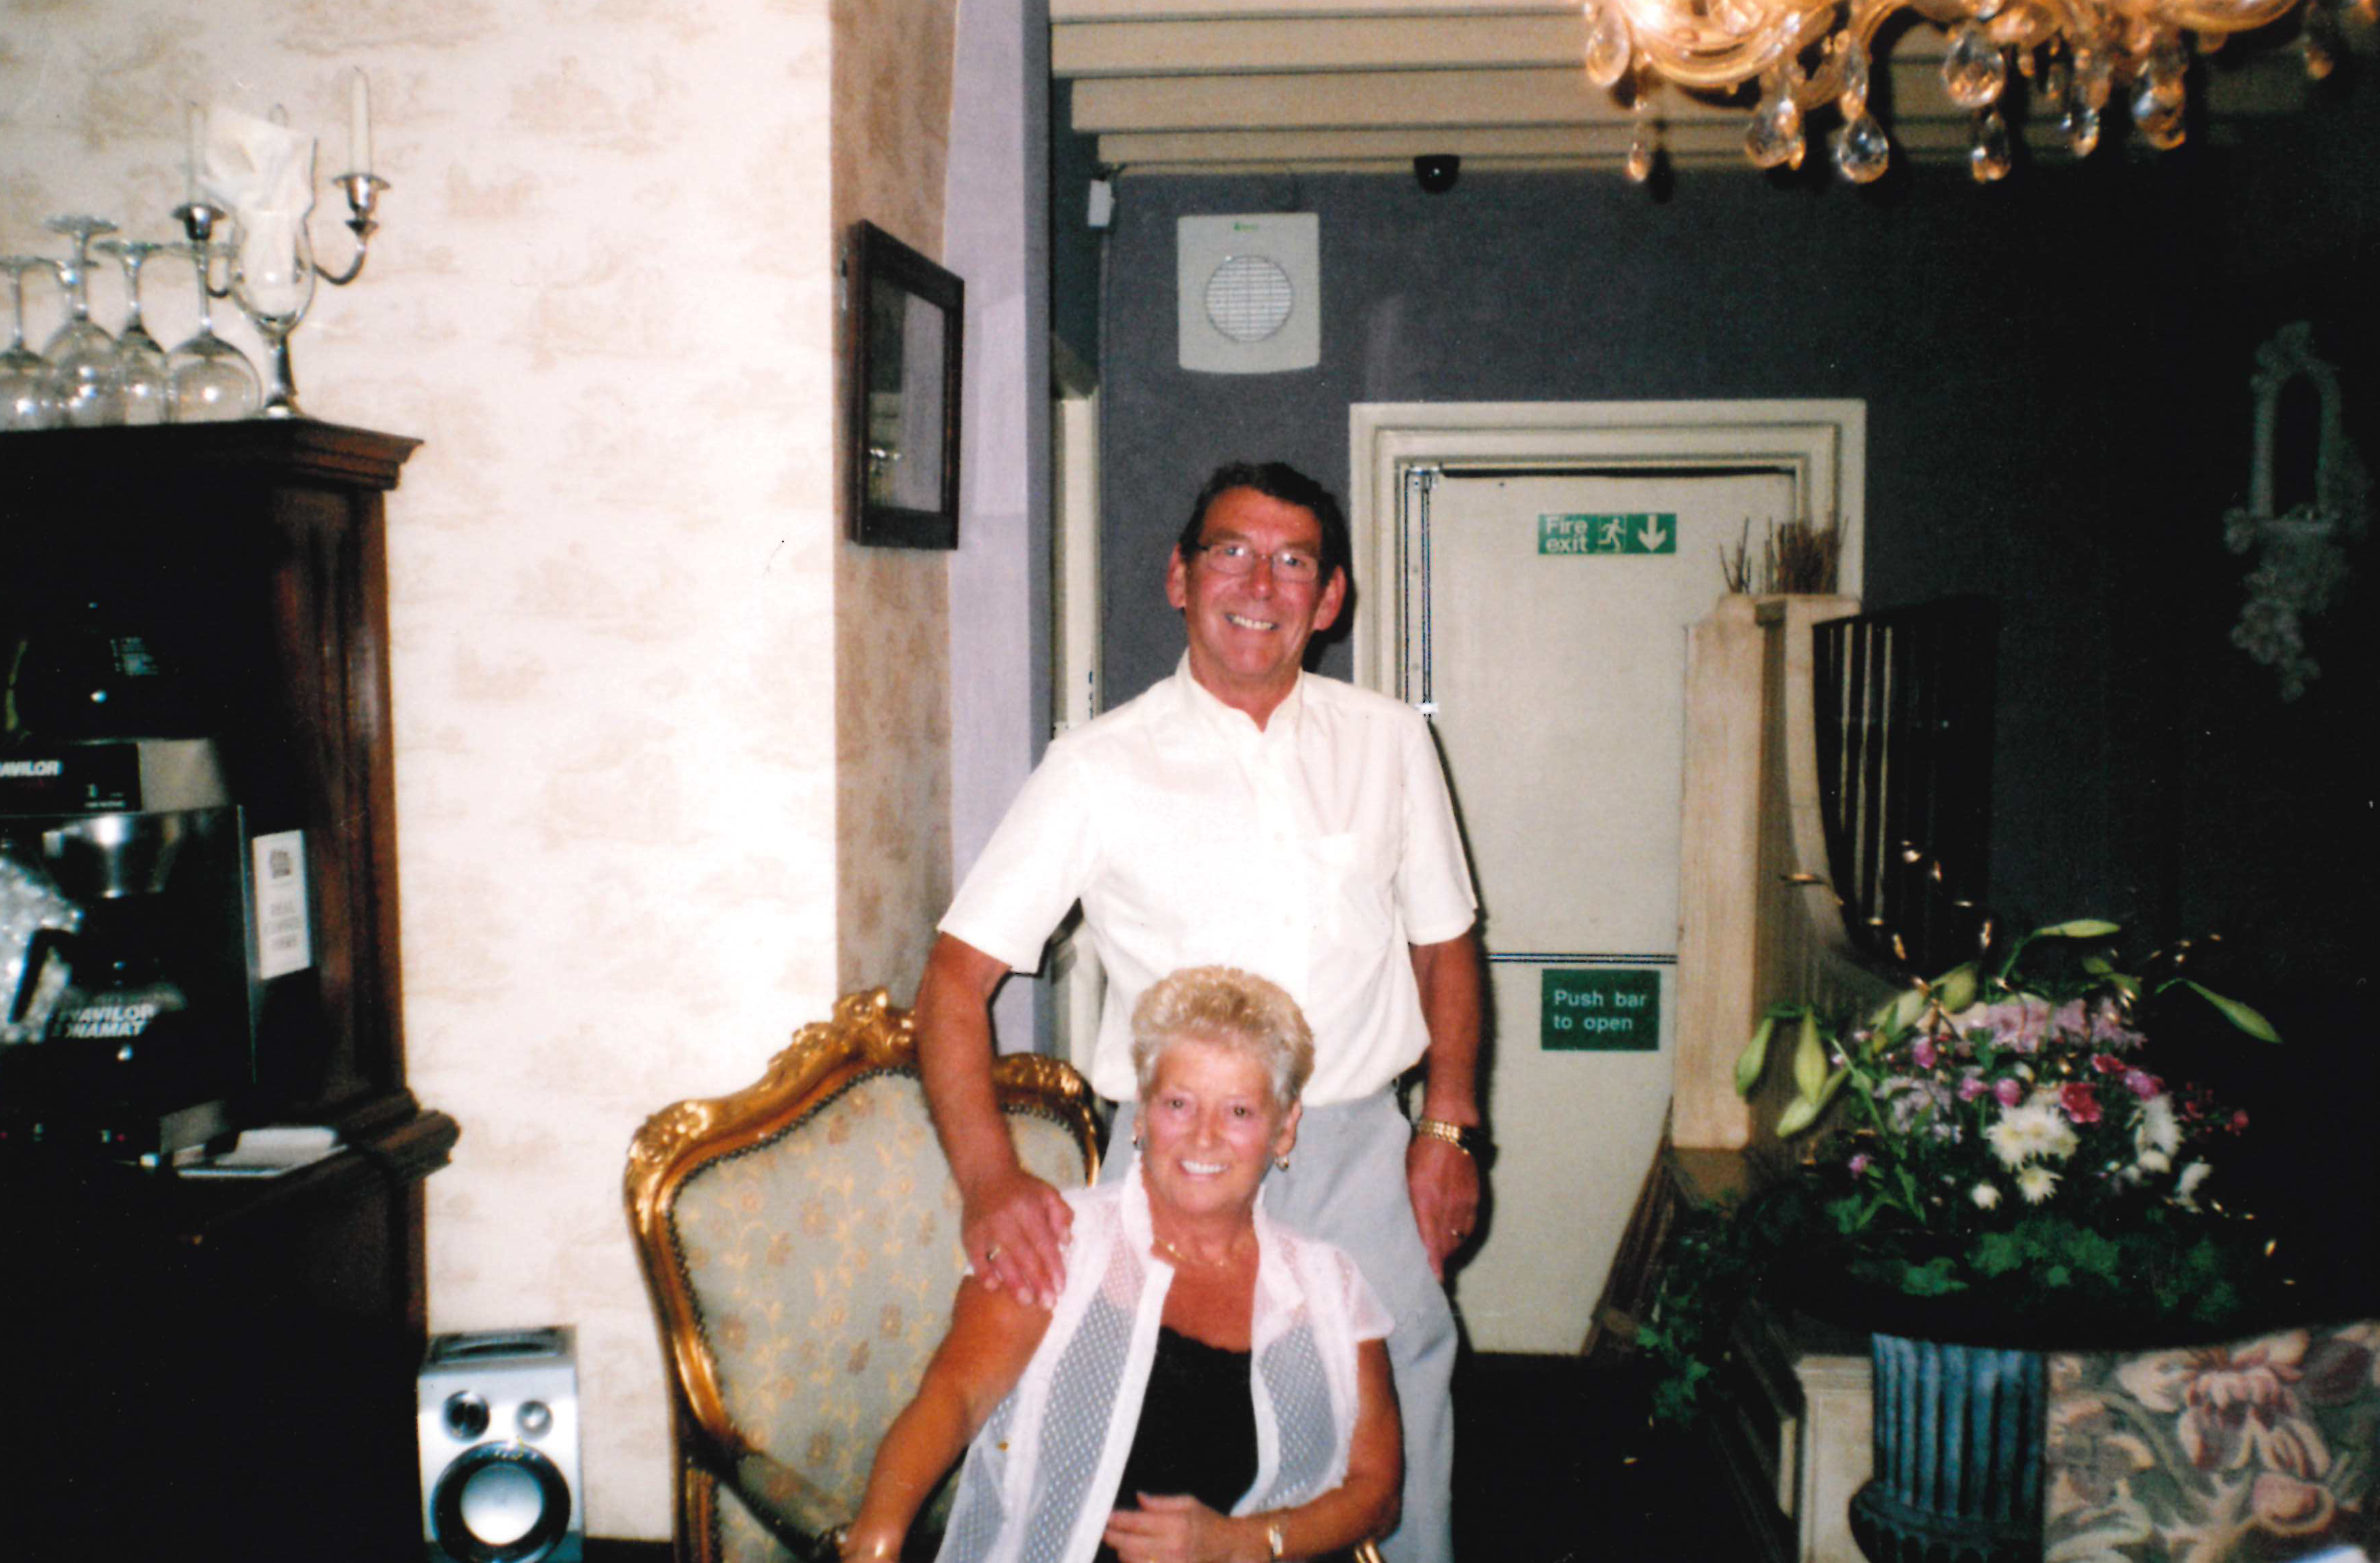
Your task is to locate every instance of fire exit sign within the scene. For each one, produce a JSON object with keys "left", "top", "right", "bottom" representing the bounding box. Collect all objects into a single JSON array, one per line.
[
  {"left": 1542, "top": 968, "right": 1661, "bottom": 1051},
  {"left": 1538, "top": 513, "right": 1676, "bottom": 555}
]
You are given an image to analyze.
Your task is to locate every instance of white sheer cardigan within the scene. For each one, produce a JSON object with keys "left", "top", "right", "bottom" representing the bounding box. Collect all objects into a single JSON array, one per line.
[{"left": 935, "top": 1161, "right": 1392, "bottom": 1563}]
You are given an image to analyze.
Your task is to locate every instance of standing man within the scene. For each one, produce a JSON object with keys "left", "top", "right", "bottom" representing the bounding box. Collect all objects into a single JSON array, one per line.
[{"left": 914, "top": 461, "right": 1485, "bottom": 1563}]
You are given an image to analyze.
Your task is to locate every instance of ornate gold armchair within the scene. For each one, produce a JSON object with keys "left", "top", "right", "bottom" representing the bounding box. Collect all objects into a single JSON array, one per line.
[{"left": 625, "top": 990, "right": 1102, "bottom": 1562}]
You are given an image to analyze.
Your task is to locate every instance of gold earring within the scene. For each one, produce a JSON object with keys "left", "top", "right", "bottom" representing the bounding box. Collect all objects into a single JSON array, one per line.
[{"left": 1274, "top": 1154, "right": 1291, "bottom": 1172}]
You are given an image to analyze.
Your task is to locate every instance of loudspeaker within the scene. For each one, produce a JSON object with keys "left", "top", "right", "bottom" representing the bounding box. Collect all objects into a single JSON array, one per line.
[{"left": 418, "top": 1327, "right": 584, "bottom": 1563}]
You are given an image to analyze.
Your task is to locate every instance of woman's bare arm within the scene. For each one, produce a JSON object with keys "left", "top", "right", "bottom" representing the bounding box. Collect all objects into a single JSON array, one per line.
[{"left": 840, "top": 1276, "right": 1053, "bottom": 1560}]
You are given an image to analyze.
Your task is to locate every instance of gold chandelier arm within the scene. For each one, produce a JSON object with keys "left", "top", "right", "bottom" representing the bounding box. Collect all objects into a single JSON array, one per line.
[{"left": 1615, "top": 0, "right": 1840, "bottom": 91}]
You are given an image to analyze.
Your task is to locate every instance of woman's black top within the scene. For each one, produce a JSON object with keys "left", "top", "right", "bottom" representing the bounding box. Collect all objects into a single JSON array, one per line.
[{"left": 1092, "top": 1326, "right": 1258, "bottom": 1563}]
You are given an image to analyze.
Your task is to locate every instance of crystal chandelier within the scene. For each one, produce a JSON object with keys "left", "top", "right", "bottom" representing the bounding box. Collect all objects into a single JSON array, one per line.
[{"left": 1585, "top": 0, "right": 2366, "bottom": 184}]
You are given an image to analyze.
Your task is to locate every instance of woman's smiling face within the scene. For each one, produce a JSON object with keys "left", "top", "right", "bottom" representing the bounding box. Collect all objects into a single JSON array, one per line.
[{"left": 1138, "top": 1035, "right": 1301, "bottom": 1223}]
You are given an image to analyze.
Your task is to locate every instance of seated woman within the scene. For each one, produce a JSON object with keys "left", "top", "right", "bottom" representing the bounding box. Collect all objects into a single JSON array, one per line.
[{"left": 844, "top": 965, "right": 1401, "bottom": 1563}]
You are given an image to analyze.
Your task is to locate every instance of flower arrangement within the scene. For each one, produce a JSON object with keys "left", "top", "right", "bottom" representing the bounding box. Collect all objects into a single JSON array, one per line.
[
  {"left": 1733, "top": 918, "right": 2279, "bottom": 1323},
  {"left": 1641, "top": 919, "right": 2285, "bottom": 1422}
]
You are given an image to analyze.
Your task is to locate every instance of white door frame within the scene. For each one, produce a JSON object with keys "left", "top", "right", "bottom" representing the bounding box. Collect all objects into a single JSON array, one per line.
[{"left": 1347, "top": 400, "right": 1867, "bottom": 696}]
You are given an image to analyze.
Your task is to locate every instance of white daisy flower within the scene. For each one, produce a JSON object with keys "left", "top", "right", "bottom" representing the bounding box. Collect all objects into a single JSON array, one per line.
[
  {"left": 2017, "top": 1165, "right": 2060, "bottom": 1204},
  {"left": 1970, "top": 1181, "right": 2002, "bottom": 1210},
  {"left": 1986, "top": 1096, "right": 2080, "bottom": 1168},
  {"left": 2134, "top": 1094, "right": 2180, "bottom": 1160}
]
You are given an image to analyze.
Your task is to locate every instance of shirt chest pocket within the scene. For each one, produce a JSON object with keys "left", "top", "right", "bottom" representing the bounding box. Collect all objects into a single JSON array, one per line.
[{"left": 1308, "top": 831, "right": 1394, "bottom": 947}]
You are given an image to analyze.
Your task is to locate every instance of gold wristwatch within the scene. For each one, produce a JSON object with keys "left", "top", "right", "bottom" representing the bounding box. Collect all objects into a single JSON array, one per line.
[
  {"left": 1411, "top": 1117, "right": 1490, "bottom": 1157},
  {"left": 1265, "top": 1520, "right": 1287, "bottom": 1560}
]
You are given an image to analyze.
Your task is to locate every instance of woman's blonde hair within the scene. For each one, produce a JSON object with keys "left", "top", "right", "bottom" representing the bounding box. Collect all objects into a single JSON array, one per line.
[{"left": 1129, "top": 966, "right": 1315, "bottom": 1112}]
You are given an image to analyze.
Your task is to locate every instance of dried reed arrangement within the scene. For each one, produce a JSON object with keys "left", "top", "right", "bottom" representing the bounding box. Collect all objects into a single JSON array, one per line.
[{"left": 1720, "top": 516, "right": 1844, "bottom": 594}]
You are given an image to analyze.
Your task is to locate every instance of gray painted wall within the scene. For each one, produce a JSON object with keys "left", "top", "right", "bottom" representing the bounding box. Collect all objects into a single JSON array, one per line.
[{"left": 948, "top": 0, "right": 1052, "bottom": 1049}]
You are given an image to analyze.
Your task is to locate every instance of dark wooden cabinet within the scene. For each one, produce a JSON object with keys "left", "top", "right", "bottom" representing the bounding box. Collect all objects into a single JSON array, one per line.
[{"left": 1, "top": 422, "right": 457, "bottom": 1562}]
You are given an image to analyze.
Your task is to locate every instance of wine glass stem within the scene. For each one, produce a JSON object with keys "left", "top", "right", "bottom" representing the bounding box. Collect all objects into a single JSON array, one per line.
[
  {"left": 260, "top": 330, "right": 300, "bottom": 418},
  {"left": 193, "top": 251, "right": 220, "bottom": 334},
  {"left": 120, "top": 258, "right": 146, "bottom": 336}
]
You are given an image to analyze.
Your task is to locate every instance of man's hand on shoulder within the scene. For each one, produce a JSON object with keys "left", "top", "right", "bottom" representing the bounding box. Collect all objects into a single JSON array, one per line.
[
  {"left": 959, "top": 1164, "right": 1072, "bottom": 1310},
  {"left": 915, "top": 933, "right": 1075, "bottom": 1309}
]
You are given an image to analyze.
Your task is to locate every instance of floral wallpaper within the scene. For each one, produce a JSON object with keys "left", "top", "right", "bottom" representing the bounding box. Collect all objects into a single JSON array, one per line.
[
  {"left": 830, "top": 0, "right": 955, "bottom": 1007},
  {"left": 3, "top": 0, "right": 960, "bottom": 1539}
]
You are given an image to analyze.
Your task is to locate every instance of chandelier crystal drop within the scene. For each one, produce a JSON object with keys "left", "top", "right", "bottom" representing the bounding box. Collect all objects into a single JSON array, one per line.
[
  {"left": 1628, "top": 115, "right": 1662, "bottom": 181},
  {"left": 2133, "top": 73, "right": 2190, "bottom": 147},
  {"left": 1833, "top": 109, "right": 1894, "bottom": 181},
  {"left": 1970, "top": 109, "right": 2016, "bottom": 179},
  {"left": 1943, "top": 21, "right": 2011, "bottom": 109},
  {"left": 1586, "top": 0, "right": 1636, "bottom": 88},
  {"left": 1747, "top": 76, "right": 1809, "bottom": 168},
  {"left": 1837, "top": 33, "right": 1873, "bottom": 114},
  {"left": 2064, "top": 102, "right": 2104, "bottom": 155},
  {"left": 1582, "top": 0, "right": 2353, "bottom": 180}
]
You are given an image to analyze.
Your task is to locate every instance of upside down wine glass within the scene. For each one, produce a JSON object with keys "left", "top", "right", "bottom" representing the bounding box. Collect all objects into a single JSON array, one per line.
[
  {"left": 94, "top": 238, "right": 173, "bottom": 426},
  {"left": 164, "top": 240, "right": 261, "bottom": 423},
  {"left": 1, "top": 256, "right": 58, "bottom": 431},
  {"left": 42, "top": 215, "right": 124, "bottom": 427}
]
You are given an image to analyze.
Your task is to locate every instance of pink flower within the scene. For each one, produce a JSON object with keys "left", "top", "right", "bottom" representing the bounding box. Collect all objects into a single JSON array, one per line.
[
  {"left": 1958, "top": 1073, "right": 1989, "bottom": 1102},
  {"left": 2091, "top": 1052, "right": 2127, "bottom": 1075},
  {"left": 1848, "top": 1153, "right": 1871, "bottom": 1176},
  {"left": 1994, "top": 1077, "right": 2025, "bottom": 1108},
  {"left": 2230, "top": 1109, "right": 2252, "bottom": 1132},
  {"left": 1911, "top": 1037, "right": 1939, "bottom": 1070},
  {"left": 2123, "top": 1069, "right": 2163, "bottom": 1099},
  {"left": 2060, "top": 1081, "right": 2103, "bottom": 1125},
  {"left": 2089, "top": 1000, "right": 2147, "bottom": 1050}
]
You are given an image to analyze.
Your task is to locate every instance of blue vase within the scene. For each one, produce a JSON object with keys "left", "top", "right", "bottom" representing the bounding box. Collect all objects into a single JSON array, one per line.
[{"left": 1849, "top": 1333, "right": 2045, "bottom": 1563}]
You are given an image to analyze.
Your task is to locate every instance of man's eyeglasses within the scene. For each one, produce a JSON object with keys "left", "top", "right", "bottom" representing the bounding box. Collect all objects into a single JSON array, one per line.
[{"left": 1191, "top": 541, "right": 1324, "bottom": 583}]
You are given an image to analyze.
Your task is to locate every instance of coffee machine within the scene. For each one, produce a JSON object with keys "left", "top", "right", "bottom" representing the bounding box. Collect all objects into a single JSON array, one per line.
[{"left": 1, "top": 613, "right": 313, "bottom": 1163}]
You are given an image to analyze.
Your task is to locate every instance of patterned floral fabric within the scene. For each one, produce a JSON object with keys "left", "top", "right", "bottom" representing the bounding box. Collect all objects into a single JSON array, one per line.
[
  {"left": 2046, "top": 1321, "right": 2380, "bottom": 1563},
  {"left": 668, "top": 1071, "right": 1092, "bottom": 1561}
]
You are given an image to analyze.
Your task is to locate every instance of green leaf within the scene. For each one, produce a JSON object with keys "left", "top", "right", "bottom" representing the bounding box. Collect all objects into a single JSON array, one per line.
[
  {"left": 1896, "top": 1256, "right": 1969, "bottom": 1297},
  {"left": 1775, "top": 1090, "right": 1831, "bottom": 1138},
  {"left": 1971, "top": 1229, "right": 2026, "bottom": 1277},
  {"left": 2180, "top": 980, "right": 2282, "bottom": 1043},
  {"left": 1884, "top": 985, "right": 1930, "bottom": 1037},
  {"left": 1932, "top": 963, "right": 1979, "bottom": 1015},
  {"left": 2036, "top": 918, "right": 2123, "bottom": 939},
  {"left": 1792, "top": 1011, "right": 1828, "bottom": 1100},
  {"left": 1735, "top": 1014, "right": 1777, "bottom": 1098}
]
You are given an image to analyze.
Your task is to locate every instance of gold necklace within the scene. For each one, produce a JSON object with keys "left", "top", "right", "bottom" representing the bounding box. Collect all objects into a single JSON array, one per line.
[{"left": 1154, "top": 1233, "right": 1245, "bottom": 1270}]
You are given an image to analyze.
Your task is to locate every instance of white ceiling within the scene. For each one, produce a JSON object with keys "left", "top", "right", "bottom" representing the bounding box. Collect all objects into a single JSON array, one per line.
[{"left": 1051, "top": 0, "right": 2337, "bottom": 176}]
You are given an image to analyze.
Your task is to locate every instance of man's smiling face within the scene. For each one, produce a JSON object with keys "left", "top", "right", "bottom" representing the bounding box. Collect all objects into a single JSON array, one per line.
[{"left": 1165, "top": 485, "right": 1346, "bottom": 724}]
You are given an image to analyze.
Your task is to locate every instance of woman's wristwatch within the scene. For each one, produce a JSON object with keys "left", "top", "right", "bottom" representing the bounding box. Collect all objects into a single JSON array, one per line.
[{"left": 1411, "top": 1117, "right": 1491, "bottom": 1157}]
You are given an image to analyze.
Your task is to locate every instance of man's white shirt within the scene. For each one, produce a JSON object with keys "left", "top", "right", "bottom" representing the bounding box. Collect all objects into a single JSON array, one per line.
[{"left": 941, "top": 658, "right": 1477, "bottom": 1105}]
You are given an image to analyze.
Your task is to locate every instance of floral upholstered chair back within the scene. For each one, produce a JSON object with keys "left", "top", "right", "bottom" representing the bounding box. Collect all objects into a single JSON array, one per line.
[{"left": 626, "top": 990, "right": 1102, "bottom": 1563}]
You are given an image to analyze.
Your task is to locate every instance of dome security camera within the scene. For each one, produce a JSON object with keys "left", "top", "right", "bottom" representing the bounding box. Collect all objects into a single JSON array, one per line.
[{"left": 1413, "top": 154, "right": 1460, "bottom": 194}]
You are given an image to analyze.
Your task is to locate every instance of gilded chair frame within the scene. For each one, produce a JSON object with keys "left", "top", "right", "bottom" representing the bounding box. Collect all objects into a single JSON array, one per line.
[{"left": 624, "top": 988, "right": 1102, "bottom": 1561}]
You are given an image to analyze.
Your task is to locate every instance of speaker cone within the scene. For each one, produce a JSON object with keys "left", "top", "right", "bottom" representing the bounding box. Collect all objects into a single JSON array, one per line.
[{"left": 430, "top": 1442, "right": 572, "bottom": 1563}]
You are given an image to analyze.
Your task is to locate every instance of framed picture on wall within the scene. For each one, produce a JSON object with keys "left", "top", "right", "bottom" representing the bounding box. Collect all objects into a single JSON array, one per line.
[{"left": 847, "top": 220, "right": 964, "bottom": 549}]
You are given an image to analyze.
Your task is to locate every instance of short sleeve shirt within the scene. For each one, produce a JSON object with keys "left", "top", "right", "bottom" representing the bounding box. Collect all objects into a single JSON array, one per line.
[{"left": 941, "top": 660, "right": 1477, "bottom": 1105}]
